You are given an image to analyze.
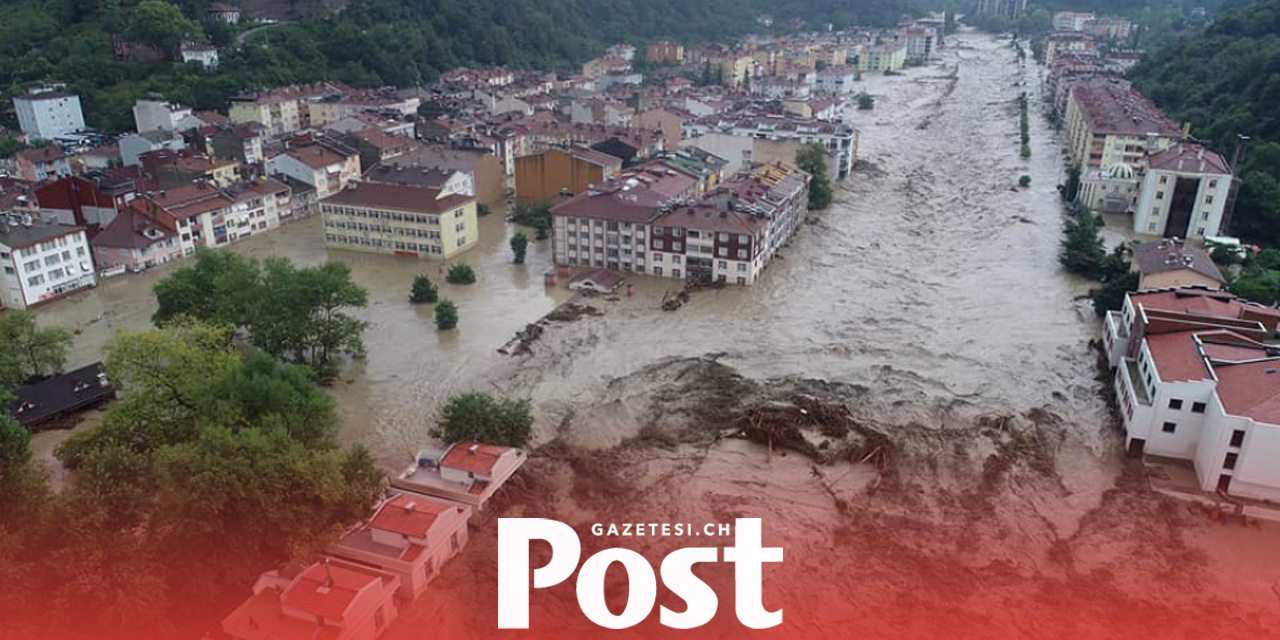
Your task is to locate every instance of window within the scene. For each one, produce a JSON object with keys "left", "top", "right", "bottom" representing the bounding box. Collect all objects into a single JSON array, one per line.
[
  {"left": 1205, "top": 195, "right": 1214, "bottom": 204},
  {"left": 1202, "top": 212, "right": 1210, "bottom": 220},
  {"left": 1155, "top": 191, "right": 1164, "bottom": 200},
  {"left": 1223, "top": 452, "right": 1238, "bottom": 470},
  {"left": 655, "top": 240, "right": 664, "bottom": 250},
  {"left": 1161, "top": 422, "right": 1176, "bottom": 434},
  {"left": 1196, "top": 227, "right": 1205, "bottom": 236},
  {"left": 672, "top": 268, "right": 681, "bottom": 278},
  {"left": 653, "top": 253, "right": 663, "bottom": 263},
  {"left": 1168, "top": 399, "right": 1183, "bottom": 410},
  {"left": 1209, "top": 179, "right": 1218, "bottom": 189},
  {"left": 672, "top": 255, "right": 682, "bottom": 265},
  {"left": 718, "top": 260, "right": 727, "bottom": 269},
  {"left": 1230, "top": 429, "right": 1246, "bottom": 447},
  {"left": 737, "top": 249, "right": 747, "bottom": 259},
  {"left": 739, "top": 234, "right": 750, "bottom": 243},
  {"left": 737, "top": 263, "right": 747, "bottom": 272},
  {"left": 1158, "top": 176, "right": 1167, "bottom": 185},
  {"left": 654, "top": 227, "right": 664, "bottom": 235},
  {"left": 424, "top": 557, "right": 435, "bottom": 578},
  {"left": 673, "top": 242, "right": 683, "bottom": 251},
  {"left": 451, "top": 532, "right": 461, "bottom": 552},
  {"left": 653, "top": 266, "right": 663, "bottom": 276},
  {"left": 1191, "top": 402, "right": 1206, "bottom": 414},
  {"left": 673, "top": 228, "right": 683, "bottom": 237},
  {"left": 737, "top": 276, "right": 746, "bottom": 284},
  {"left": 718, "top": 232, "right": 729, "bottom": 241}
]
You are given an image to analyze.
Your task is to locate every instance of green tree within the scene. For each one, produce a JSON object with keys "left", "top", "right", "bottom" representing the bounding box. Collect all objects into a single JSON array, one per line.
[
  {"left": 1093, "top": 272, "right": 1139, "bottom": 316},
  {"left": 1063, "top": 164, "right": 1082, "bottom": 202},
  {"left": 1059, "top": 210, "right": 1108, "bottom": 280},
  {"left": 0, "top": 310, "right": 71, "bottom": 387},
  {"left": 152, "top": 250, "right": 262, "bottom": 326},
  {"left": 857, "top": 92, "right": 874, "bottom": 110},
  {"left": 510, "top": 232, "right": 529, "bottom": 264},
  {"left": 430, "top": 392, "right": 533, "bottom": 447},
  {"left": 128, "top": 0, "right": 203, "bottom": 51},
  {"left": 446, "top": 263, "right": 477, "bottom": 285},
  {"left": 1019, "top": 174, "right": 1032, "bottom": 188},
  {"left": 410, "top": 274, "right": 439, "bottom": 304},
  {"left": 0, "top": 136, "right": 25, "bottom": 158},
  {"left": 796, "top": 144, "right": 833, "bottom": 210},
  {"left": 435, "top": 299, "right": 459, "bottom": 330}
]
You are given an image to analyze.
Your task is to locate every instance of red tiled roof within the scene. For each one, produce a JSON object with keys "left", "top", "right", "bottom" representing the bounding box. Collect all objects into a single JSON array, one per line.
[
  {"left": 323, "top": 182, "right": 473, "bottom": 215},
  {"left": 1145, "top": 331, "right": 1212, "bottom": 382},
  {"left": 1214, "top": 360, "right": 1280, "bottom": 425},
  {"left": 281, "top": 562, "right": 378, "bottom": 621},
  {"left": 369, "top": 494, "right": 453, "bottom": 538},
  {"left": 1147, "top": 142, "right": 1231, "bottom": 175},
  {"left": 442, "top": 441, "right": 512, "bottom": 475},
  {"left": 92, "top": 201, "right": 174, "bottom": 249}
]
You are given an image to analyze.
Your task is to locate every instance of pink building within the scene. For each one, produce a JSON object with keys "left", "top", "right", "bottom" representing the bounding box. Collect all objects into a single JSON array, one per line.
[
  {"left": 222, "top": 559, "right": 400, "bottom": 640},
  {"left": 90, "top": 200, "right": 182, "bottom": 273}
]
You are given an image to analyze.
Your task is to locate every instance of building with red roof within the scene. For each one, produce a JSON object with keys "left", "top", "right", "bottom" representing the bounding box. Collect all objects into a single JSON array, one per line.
[
  {"left": 1132, "top": 142, "right": 1233, "bottom": 240},
  {"left": 391, "top": 441, "right": 527, "bottom": 509},
  {"left": 320, "top": 181, "right": 478, "bottom": 260},
  {"left": 327, "top": 493, "right": 471, "bottom": 599},
  {"left": 222, "top": 559, "right": 400, "bottom": 640},
  {"left": 1107, "top": 287, "right": 1280, "bottom": 503}
]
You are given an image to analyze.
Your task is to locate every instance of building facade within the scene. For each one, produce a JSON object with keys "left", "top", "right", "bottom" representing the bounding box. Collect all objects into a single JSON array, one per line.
[
  {"left": 13, "top": 88, "right": 85, "bottom": 141},
  {"left": 1132, "top": 143, "right": 1231, "bottom": 239},
  {"left": 321, "top": 182, "right": 478, "bottom": 259},
  {"left": 0, "top": 215, "right": 96, "bottom": 309}
]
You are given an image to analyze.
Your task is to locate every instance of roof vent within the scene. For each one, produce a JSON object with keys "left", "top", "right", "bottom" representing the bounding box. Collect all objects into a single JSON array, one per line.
[
  {"left": 468, "top": 444, "right": 480, "bottom": 454},
  {"left": 404, "top": 501, "right": 416, "bottom": 513}
]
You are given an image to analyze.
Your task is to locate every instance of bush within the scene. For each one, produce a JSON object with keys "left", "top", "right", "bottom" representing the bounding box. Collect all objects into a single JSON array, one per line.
[
  {"left": 1019, "top": 174, "right": 1031, "bottom": 188},
  {"left": 409, "top": 275, "right": 438, "bottom": 304},
  {"left": 430, "top": 392, "right": 533, "bottom": 447},
  {"left": 1021, "top": 144, "right": 1031, "bottom": 158},
  {"left": 477, "top": 204, "right": 492, "bottom": 217},
  {"left": 446, "top": 264, "right": 476, "bottom": 285},
  {"left": 434, "top": 299, "right": 459, "bottom": 330},
  {"left": 510, "top": 232, "right": 529, "bottom": 264},
  {"left": 857, "top": 93, "right": 874, "bottom": 110},
  {"left": 1093, "top": 272, "right": 1139, "bottom": 316},
  {"left": 795, "top": 144, "right": 833, "bottom": 210}
]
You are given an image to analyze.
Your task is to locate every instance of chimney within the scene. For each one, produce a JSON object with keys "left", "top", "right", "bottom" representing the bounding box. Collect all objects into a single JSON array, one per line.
[{"left": 321, "top": 558, "right": 334, "bottom": 589}]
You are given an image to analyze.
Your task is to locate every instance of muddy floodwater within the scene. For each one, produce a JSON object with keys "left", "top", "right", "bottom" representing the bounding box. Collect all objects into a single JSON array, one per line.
[{"left": 31, "top": 31, "right": 1280, "bottom": 638}]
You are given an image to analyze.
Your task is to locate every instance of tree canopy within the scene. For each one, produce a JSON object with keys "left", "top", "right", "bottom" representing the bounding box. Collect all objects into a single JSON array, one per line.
[
  {"left": 1127, "top": 0, "right": 1280, "bottom": 246},
  {"left": 430, "top": 391, "right": 533, "bottom": 446},
  {"left": 0, "top": 310, "right": 71, "bottom": 388}
]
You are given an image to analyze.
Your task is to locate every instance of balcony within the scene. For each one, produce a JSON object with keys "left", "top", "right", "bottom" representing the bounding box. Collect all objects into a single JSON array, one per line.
[{"left": 1123, "top": 358, "right": 1151, "bottom": 406}]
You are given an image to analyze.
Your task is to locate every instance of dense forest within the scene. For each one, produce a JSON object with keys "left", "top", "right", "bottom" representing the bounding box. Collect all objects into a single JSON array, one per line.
[
  {"left": 0, "top": 0, "right": 920, "bottom": 133},
  {"left": 1127, "top": 0, "right": 1280, "bottom": 247}
]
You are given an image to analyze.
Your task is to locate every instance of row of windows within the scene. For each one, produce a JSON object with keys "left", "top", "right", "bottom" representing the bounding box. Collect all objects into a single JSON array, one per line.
[
  {"left": 325, "top": 234, "right": 444, "bottom": 254},
  {"left": 324, "top": 206, "right": 442, "bottom": 226},
  {"left": 324, "top": 220, "right": 444, "bottom": 239},
  {"left": 1166, "top": 398, "right": 1206, "bottom": 414},
  {"left": 18, "top": 234, "right": 76, "bottom": 259}
]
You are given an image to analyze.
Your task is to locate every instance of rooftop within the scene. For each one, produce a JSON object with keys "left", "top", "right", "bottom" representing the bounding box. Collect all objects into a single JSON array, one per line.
[
  {"left": 280, "top": 562, "right": 380, "bottom": 621},
  {"left": 0, "top": 217, "right": 84, "bottom": 250},
  {"left": 1132, "top": 239, "right": 1225, "bottom": 284},
  {"left": 8, "top": 362, "right": 114, "bottom": 427},
  {"left": 1071, "top": 80, "right": 1180, "bottom": 137},
  {"left": 368, "top": 494, "right": 456, "bottom": 538},
  {"left": 441, "top": 441, "right": 512, "bottom": 475},
  {"left": 323, "top": 182, "right": 473, "bottom": 215},
  {"left": 1147, "top": 142, "right": 1231, "bottom": 175}
]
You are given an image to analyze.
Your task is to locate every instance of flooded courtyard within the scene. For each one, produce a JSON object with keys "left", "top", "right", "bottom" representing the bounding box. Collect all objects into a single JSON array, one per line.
[{"left": 28, "top": 30, "right": 1280, "bottom": 638}]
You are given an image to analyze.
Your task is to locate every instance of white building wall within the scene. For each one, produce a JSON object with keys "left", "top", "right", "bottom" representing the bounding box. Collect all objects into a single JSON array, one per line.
[
  {"left": 1133, "top": 169, "right": 1229, "bottom": 238},
  {"left": 14, "top": 94, "right": 86, "bottom": 140},
  {"left": 0, "top": 229, "right": 95, "bottom": 308}
]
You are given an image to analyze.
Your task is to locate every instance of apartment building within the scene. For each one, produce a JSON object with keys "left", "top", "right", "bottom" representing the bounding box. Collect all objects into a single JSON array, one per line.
[
  {"left": 550, "top": 161, "right": 808, "bottom": 285},
  {"left": 143, "top": 179, "right": 293, "bottom": 255},
  {"left": 816, "top": 65, "right": 858, "bottom": 95},
  {"left": 893, "top": 28, "right": 937, "bottom": 63},
  {"left": 683, "top": 113, "right": 858, "bottom": 179},
  {"left": 327, "top": 494, "right": 471, "bottom": 600},
  {"left": 1106, "top": 288, "right": 1280, "bottom": 502},
  {"left": 132, "top": 97, "right": 195, "bottom": 133},
  {"left": 0, "top": 214, "right": 96, "bottom": 309},
  {"left": 391, "top": 441, "right": 528, "bottom": 509},
  {"left": 514, "top": 147, "right": 622, "bottom": 203},
  {"left": 266, "top": 142, "right": 361, "bottom": 200},
  {"left": 13, "top": 88, "right": 85, "bottom": 141},
  {"left": 857, "top": 43, "right": 906, "bottom": 73},
  {"left": 91, "top": 200, "right": 181, "bottom": 273},
  {"left": 1131, "top": 239, "right": 1225, "bottom": 291},
  {"left": 1052, "top": 11, "right": 1096, "bottom": 31},
  {"left": 321, "top": 182, "right": 478, "bottom": 259},
  {"left": 1064, "top": 80, "right": 1181, "bottom": 170},
  {"left": 228, "top": 83, "right": 352, "bottom": 136},
  {"left": 221, "top": 560, "right": 400, "bottom": 640},
  {"left": 1132, "top": 143, "right": 1232, "bottom": 239},
  {"left": 646, "top": 41, "right": 685, "bottom": 64},
  {"left": 14, "top": 147, "right": 74, "bottom": 182}
]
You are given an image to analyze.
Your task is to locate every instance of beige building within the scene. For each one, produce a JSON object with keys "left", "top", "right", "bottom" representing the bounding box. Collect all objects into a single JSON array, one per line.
[
  {"left": 1131, "top": 239, "right": 1225, "bottom": 290},
  {"left": 321, "top": 182, "right": 478, "bottom": 259},
  {"left": 1064, "top": 80, "right": 1181, "bottom": 170},
  {"left": 858, "top": 43, "right": 906, "bottom": 73},
  {"left": 266, "top": 143, "right": 362, "bottom": 200},
  {"left": 721, "top": 56, "right": 755, "bottom": 88}
]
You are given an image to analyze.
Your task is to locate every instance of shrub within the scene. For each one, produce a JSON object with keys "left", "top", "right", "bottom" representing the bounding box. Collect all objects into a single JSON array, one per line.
[
  {"left": 409, "top": 275, "right": 438, "bottom": 304},
  {"left": 446, "top": 264, "right": 476, "bottom": 285},
  {"left": 857, "top": 93, "right": 874, "bottom": 110},
  {"left": 434, "top": 299, "right": 459, "bottom": 330},
  {"left": 1019, "top": 174, "right": 1031, "bottom": 188},
  {"left": 510, "top": 232, "right": 529, "bottom": 264}
]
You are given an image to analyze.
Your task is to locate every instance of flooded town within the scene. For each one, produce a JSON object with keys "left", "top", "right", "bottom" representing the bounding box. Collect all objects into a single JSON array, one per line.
[{"left": 3, "top": 3, "right": 1280, "bottom": 639}]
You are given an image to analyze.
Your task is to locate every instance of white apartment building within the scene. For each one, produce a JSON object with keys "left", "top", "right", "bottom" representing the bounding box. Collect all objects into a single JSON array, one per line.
[
  {"left": 0, "top": 214, "right": 96, "bottom": 309},
  {"left": 133, "top": 97, "right": 194, "bottom": 133},
  {"left": 145, "top": 179, "right": 292, "bottom": 256},
  {"left": 266, "top": 143, "right": 361, "bottom": 200},
  {"left": 1052, "top": 11, "right": 1096, "bottom": 31},
  {"left": 1105, "top": 289, "right": 1280, "bottom": 502},
  {"left": 684, "top": 113, "right": 858, "bottom": 179},
  {"left": 815, "top": 65, "right": 857, "bottom": 95},
  {"left": 1132, "top": 143, "right": 1232, "bottom": 239},
  {"left": 13, "top": 88, "right": 85, "bottom": 141}
]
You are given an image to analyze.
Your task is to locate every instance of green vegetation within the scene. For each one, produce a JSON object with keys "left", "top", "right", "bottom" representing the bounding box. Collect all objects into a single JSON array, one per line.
[
  {"left": 966, "top": 5, "right": 1052, "bottom": 37},
  {"left": 446, "top": 263, "right": 477, "bottom": 285},
  {"left": 1127, "top": 0, "right": 1280, "bottom": 247},
  {"left": 152, "top": 250, "right": 368, "bottom": 370},
  {"left": 1019, "top": 91, "right": 1030, "bottom": 148},
  {"left": 0, "top": 310, "right": 71, "bottom": 387},
  {"left": 1019, "top": 174, "right": 1032, "bottom": 188},
  {"left": 1062, "top": 164, "right": 1082, "bottom": 202},
  {"left": 430, "top": 391, "right": 533, "bottom": 447},
  {"left": 796, "top": 144, "right": 833, "bottom": 210},
  {"left": 857, "top": 92, "right": 874, "bottom": 110},
  {"left": 1059, "top": 203, "right": 1136, "bottom": 314},
  {"left": 410, "top": 274, "right": 439, "bottom": 304},
  {"left": 1, "top": 319, "right": 381, "bottom": 638},
  {"left": 510, "top": 232, "right": 530, "bottom": 264},
  {"left": 477, "top": 203, "right": 493, "bottom": 217},
  {"left": 434, "top": 299, "right": 459, "bottom": 330},
  {"left": 0, "top": 0, "right": 910, "bottom": 132},
  {"left": 1229, "top": 248, "right": 1280, "bottom": 305},
  {"left": 1093, "top": 271, "right": 1140, "bottom": 316},
  {"left": 511, "top": 201, "right": 552, "bottom": 239}
]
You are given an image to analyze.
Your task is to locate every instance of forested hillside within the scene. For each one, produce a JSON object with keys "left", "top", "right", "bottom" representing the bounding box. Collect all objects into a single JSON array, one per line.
[
  {"left": 0, "top": 0, "right": 913, "bottom": 133},
  {"left": 1128, "top": 0, "right": 1280, "bottom": 246}
]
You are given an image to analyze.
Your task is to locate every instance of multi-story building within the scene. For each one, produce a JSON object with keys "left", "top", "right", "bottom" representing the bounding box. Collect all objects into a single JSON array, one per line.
[
  {"left": 321, "top": 182, "right": 478, "bottom": 259},
  {"left": 142, "top": 179, "right": 293, "bottom": 256},
  {"left": 646, "top": 41, "right": 685, "bottom": 64},
  {"left": 683, "top": 113, "right": 858, "bottom": 179},
  {"left": 132, "top": 97, "right": 194, "bottom": 133},
  {"left": 1052, "top": 11, "right": 1096, "bottom": 31},
  {"left": 14, "top": 147, "right": 74, "bottom": 182},
  {"left": 13, "top": 87, "right": 85, "bottom": 141},
  {"left": 0, "top": 214, "right": 96, "bottom": 309},
  {"left": 1086, "top": 18, "right": 1134, "bottom": 40},
  {"left": 228, "top": 83, "right": 352, "bottom": 137},
  {"left": 90, "top": 200, "right": 182, "bottom": 273},
  {"left": 35, "top": 169, "right": 145, "bottom": 230},
  {"left": 179, "top": 42, "right": 219, "bottom": 70},
  {"left": 118, "top": 130, "right": 187, "bottom": 167},
  {"left": 221, "top": 560, "right": 400, "bottom": 640},
  {"left": 1105, "top": 288, "right": 1280, "bottom": 503},
  {"left": 514, "top": 147, "right": 622, "bottom": 203},
  {"left": 720, "top": 56, "right": 755, "bottom": 88},
  {"left": 893, "top": 28, "right": 937, "bottom": 63},
  {"left": 327, "top": 494, "right": 471, "bottom": 600},
  {"left": 857, "top": 42, "right": 907, "bottom": 73},
  {"left": 1130, "top": 239, "right": 1225, "bottom": 291},
  {"left": 1064, "top": 79, "right": 1181, "bottom": 170},
  {"left": 815, "top": 65, "right": 858, "bottom": 95},
  {"left": 265, "top": 141, "right": 361, "bottom": 200},
  {"left": 975, "top": 0, "right": 1028, "bottom": 19},
  {"left": 550, "top": 161, "right": 808, "bottom": 285},
  {"left": 1132, "top": 143, "right": 1231, "bottom": 239}
]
